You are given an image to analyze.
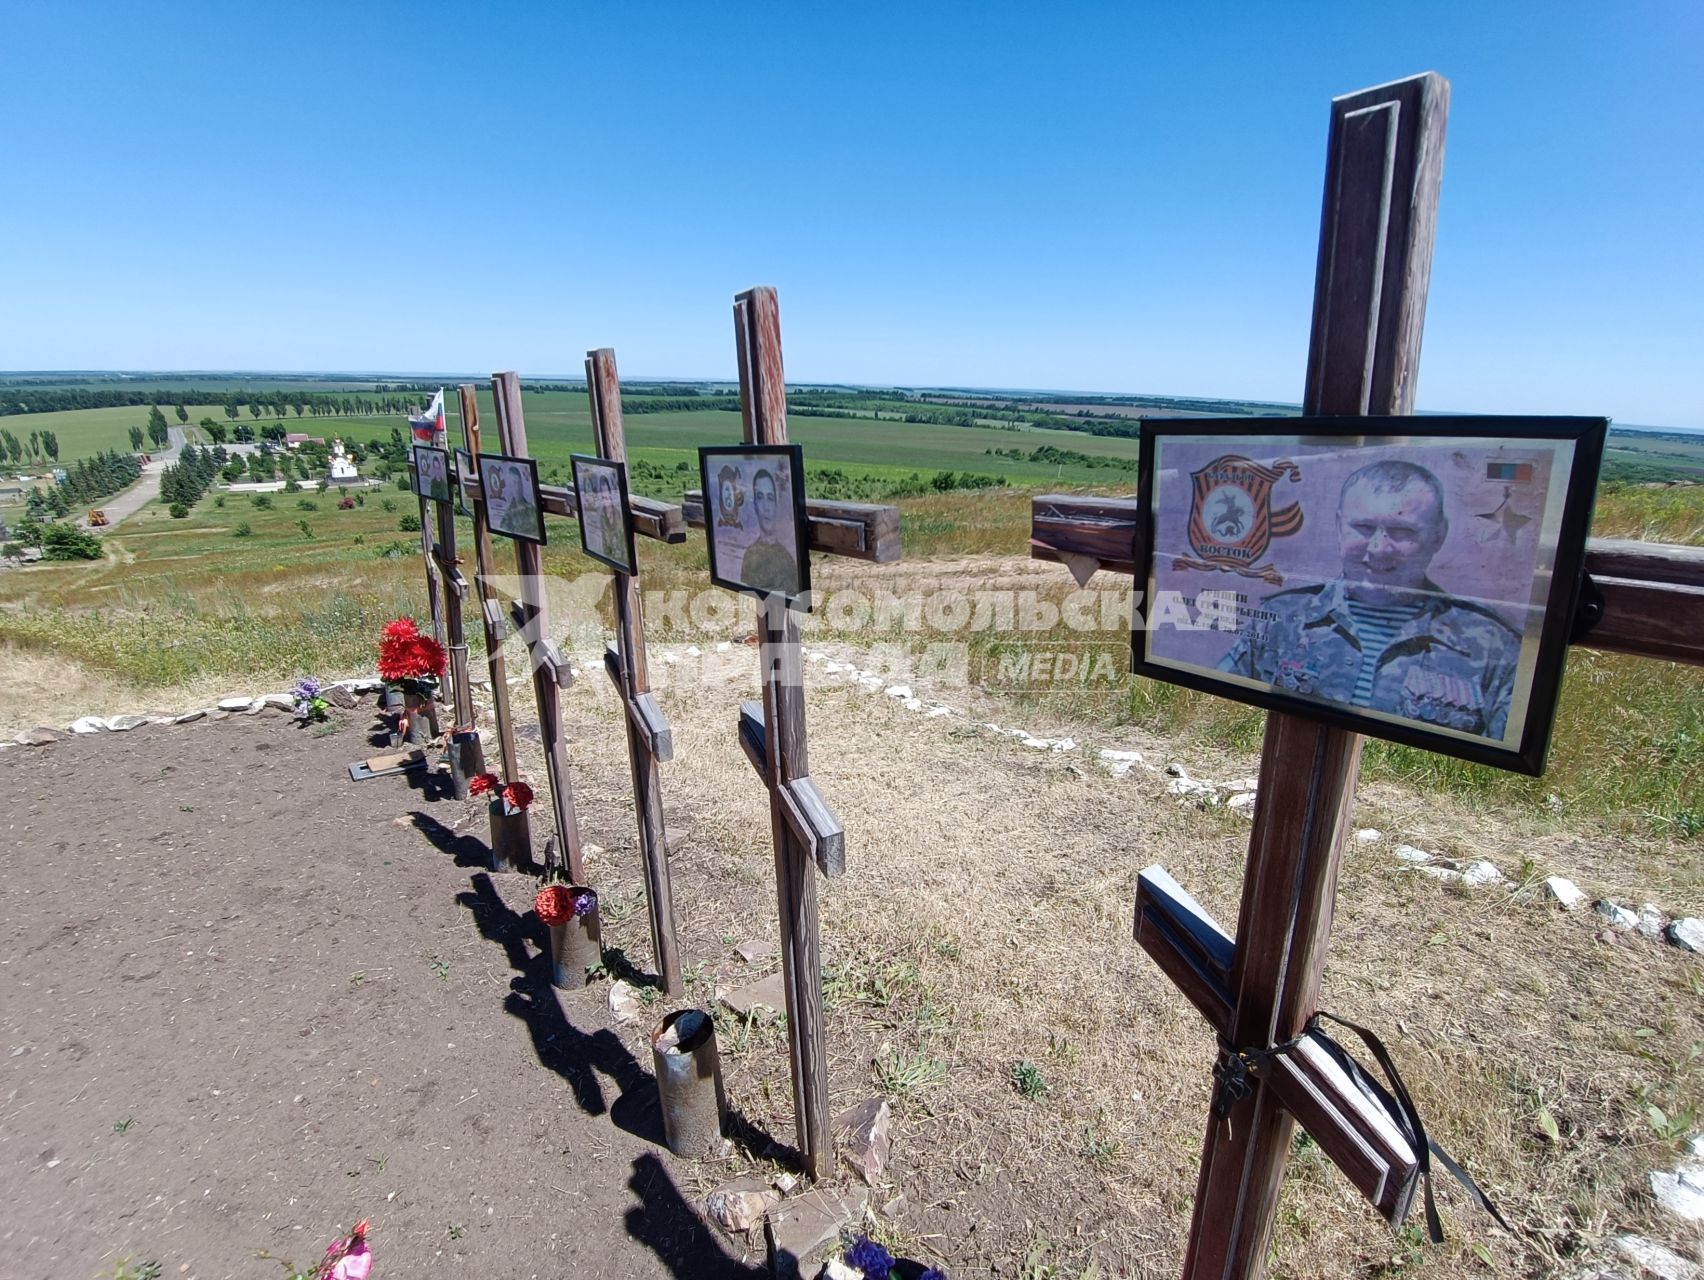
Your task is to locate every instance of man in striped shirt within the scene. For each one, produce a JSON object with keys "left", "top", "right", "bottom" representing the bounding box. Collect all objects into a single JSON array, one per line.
[{"left": 1217, "top": 461, "right": 1522, "bottom": 739}]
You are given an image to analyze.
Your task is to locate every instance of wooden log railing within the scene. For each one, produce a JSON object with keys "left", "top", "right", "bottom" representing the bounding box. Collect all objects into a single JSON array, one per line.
[{"left": 1029, "top": 493, "right": 1704, "bottom": 666}]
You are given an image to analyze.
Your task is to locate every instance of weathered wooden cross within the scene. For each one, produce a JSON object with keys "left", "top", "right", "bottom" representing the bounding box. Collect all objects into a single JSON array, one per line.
[
  {"left": 1029, "top": 72, "right": 1704, "bottom": 1277},
  {"left": 683, "top": 285, "right": 903, "bottom": 1180},
  {"left": 454, "top": 375, "right": 692, "bottom": 988},
  {"left": 585, "top": 346, "right": 685, "bottom": 996}
]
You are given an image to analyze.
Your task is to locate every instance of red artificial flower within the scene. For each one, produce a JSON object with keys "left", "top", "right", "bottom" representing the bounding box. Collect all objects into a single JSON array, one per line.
[
  {"left": 468, "top": 772, "right": 498, "bottom": 797},
  {"left": 535, "top": 883, "right": 574, "bottom": 926},
  {"left": 407, "top": 633, "right": 447, "bottom": 679},
  {"left": 377, "top": 627, "right": 447, "bottom": 682},
  {"left": 381, "top": 617, "right": 419, "bottom": 641},
  {"left": 502, "top": 780, "right": 534, "bottom": 811}
]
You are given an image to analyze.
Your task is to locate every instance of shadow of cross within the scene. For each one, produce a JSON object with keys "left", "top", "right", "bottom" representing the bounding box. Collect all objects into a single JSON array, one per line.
[{"left": 680, "top": 285, "right": 904, "bottom": 1182}]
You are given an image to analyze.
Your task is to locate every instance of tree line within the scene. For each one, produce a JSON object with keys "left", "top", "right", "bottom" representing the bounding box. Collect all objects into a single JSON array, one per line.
[
  {"left": 1, "top": 427, "right": 61, "bottom": 463},
  {"left": 161, "top": 444, "right": 227, "bottom": 515}
]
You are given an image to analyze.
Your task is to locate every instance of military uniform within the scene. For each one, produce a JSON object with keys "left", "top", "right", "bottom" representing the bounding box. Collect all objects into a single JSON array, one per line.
[
  {"left": 1215, "top": 578, "right": 1522, "bottom": 738},
  {"left": 738, "top": 539, "right": 800, "bottom": 595}
]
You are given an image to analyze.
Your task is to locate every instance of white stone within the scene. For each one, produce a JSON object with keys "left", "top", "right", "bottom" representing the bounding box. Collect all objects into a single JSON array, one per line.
[
  {"left": 1227, "top": 792, "right": 1258, "bottom": 812},
  {"left": 715, "top": 641, "right": 732, "bottom": 652},
  {"left": 105, "top": 714, "right": 150, "bottom": 732},
  {"left": 823, "top": 1260, "right": 863, "bottom": 1280},
  {"left": 217, "top": 696, "right": 253, "bottom": 711},
  {"left": 1230, "top": 777, "right": 1259, "bottom": 793},
  {"left": 925, "top": 705, "right": 954, "bottom": 718},
  {"left": 1461, "top": 860, "right": 1505, "bottom": 887},
  {"left": 1637, "top": 903, "right": 1670, "bottom": 940},
  {"left": 1594, "top": 900, "right": 1639, "bottom": 930},
  {"left": 824, "top": 662, "right": 850, "bottom": 674},
  {"left": 684, "top": 646, "right": 701, "bottom": 657},
  {"left": 857, "top": 676, "right": 883, "bottom": 691},
  {"left": 1392, "top": 844, "right": 1433, "bottom": 864},
  {"left": 1651, "top": 1160, "right": 1704, "bottom": 1224},
  {"left": 806, "top": 651, "right": 826, "bottom": 663},
  {"left": 260, "top": 693, "right": 295, "bottom": 709},
  {"left": 1545, "top": 876, "right": 1587, "bottom": 909},
  {"left": 884, "top": 685, "right": 913, "bottom": 700},
  {"left": 1164, "top": 762, "right": 1189, "bottom": 779},
  {"left": 1668, "top": 918, "right": 1704, "bottom": 953},
  {"left": 663, "top": 653, "right": 679, "bottom": 665},
  {"left": 68, "top": 716, "right": 106, "bottom": 734},
  {"left": 1411, "top": 864, "right": 1463, "bottom": 882},
  {"left": 1101, "top": 749, "right": 1145, "bottom": 764},
  {"left": 1354, "top": 828, "right": 1383, "bottom": 844},
  {"left": 903, "top": 698, "right": 923, "bottom": 711},
  {"left": 1612, "top": 1233, "right": 1700, "bottom": 1278},
  {"left": 607, "top": 982, "right": 644, "bottom": 1027}
]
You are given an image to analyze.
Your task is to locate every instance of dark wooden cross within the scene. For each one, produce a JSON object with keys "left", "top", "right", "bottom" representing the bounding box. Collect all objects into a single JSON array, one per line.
[
  {"left": 680, "top": 285, "right": 903, "bottom": 1179},
  {"left": 1029, "top": 73, "right": 1704, "bottom": 1279},
  {"left": 585, "top": 346, "right": 685, "bottom": 996}
]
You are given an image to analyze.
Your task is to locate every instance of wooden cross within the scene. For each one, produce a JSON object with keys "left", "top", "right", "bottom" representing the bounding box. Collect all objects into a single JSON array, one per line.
[
  {"left": 585, "top": 346, "right": 685, "bottom": 996},
  {"left": 1029, "top": 73, "right": 1704, "bottom": 1278},
  {"left": 488, "top": 371, "right": 587, "bottom": 883},
  {"left": 684, "top": 285, "right": 903, "bottom": 1180}
]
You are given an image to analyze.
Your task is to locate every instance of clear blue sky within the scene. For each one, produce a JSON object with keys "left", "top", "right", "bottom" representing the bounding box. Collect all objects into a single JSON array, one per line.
[{"left": 3, "top": 1, "right": 1699, "bottom": 427}]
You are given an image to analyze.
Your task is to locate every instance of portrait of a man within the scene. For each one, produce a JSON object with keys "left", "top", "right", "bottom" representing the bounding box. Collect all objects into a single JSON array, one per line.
[
  {"left": 571, "top": 454, "right": 635, "bottom": 574},
  {"left": 413, "top": 445, "right": 451, "bottom": 504},
  {"left": 1216, "top": 460, "right": 1521, "bottom": 737},
  {"left": 699, "top": 444, "right": 809, "bottom": 606},
  {"left": 480, "top": 452, "right": 545, "bottom": 545},
  {"left": 1137, "top": 418, "right": 1607, "bottom": 774}
]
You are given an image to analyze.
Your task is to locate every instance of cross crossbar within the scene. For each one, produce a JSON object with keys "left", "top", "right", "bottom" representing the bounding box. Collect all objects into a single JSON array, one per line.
[
  {"left": 456, "top": 471, "right": 686, "bottom": 544},
  {"left": 683, "top": 489, "right": 901, "bottom": 563},
  {"left": 737, "top": 701, "right": 846, "bottom": 875}
]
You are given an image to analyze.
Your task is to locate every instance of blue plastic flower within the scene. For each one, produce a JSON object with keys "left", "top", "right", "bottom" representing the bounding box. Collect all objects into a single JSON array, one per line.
[
  {"left": 845, "top": 1237, "right": 894, "bottom": 1280},
  {"left": 919, "top": 1270, "right": 946, "bottom": 1280}
]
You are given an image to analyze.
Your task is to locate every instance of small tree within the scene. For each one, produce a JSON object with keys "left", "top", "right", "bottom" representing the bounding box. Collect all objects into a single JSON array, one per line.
[
  {"left": 147, "top": 405, "right": 169, "bottom": 448},
  {"left": 169, "top": 502, "right": 189, "bottom": 519},
  {"left": 40, "top": 430, "right": 58, "bottom": 462},
  {"left": 128, "top": 425, "right": 145, "bottom": 451},
  {"left": 175, "top": 405, "right": 189, "bottom": 425},
  {"left": 398, "top": 512, "right": 420, "bottom": 532}
]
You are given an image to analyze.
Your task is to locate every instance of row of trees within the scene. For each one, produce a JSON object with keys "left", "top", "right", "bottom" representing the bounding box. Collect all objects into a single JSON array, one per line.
[
  {"left": 1, "top": 427, "right": 60, "bottom": 464},
  {"left": 160, "top": 444, "right": 226, "bottom": 513},
  {"left": 52, "top": 449, "right": 142, "bottom": 506}
]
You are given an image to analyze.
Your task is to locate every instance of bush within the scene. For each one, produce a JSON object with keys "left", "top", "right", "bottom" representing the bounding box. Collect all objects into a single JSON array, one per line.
[
  {"left": 40, "top": 522, "right": 103, "bottom": 560},
  {"left": 169, "top": 502, "right": 189, "bottom": 519},
  {"left": 283, "top": 478, "right": 302, "bottom": 494},
  {"left": 214, "top": 494, "right": 226, "bottom": 508},
  {"left": 1, "top": 542, "right": 20, "bottom": 558},
  {"left": 354, "top": 492, "right": 366, "bottom": 507},
  {"left": 252, "top": 494, "right": 273, "bottom": 510},
  {"left": 297, "top": 519, "right": 314, "bottom": 538},
  {"left": 394, "top": 474, "right": 411, "bottom": 491},
  {"left": 381, "top": 498, "right": 397, "bottom": 513},
  {"left": 297, "top": 499, "right": 318, "bottom": 511},
  {"left": 338, "top": 495, "right": 355, "bottom": 510},
  {"left": 398, "top": 513, "right": 421, "bottom": 533},
  {"left": 233, "top": 521, "right": 252, "bottom": 538}
]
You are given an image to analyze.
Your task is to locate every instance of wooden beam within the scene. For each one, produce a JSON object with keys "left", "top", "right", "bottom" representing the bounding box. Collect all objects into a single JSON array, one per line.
[
  {"left": 458, "top": 386, "right": 523, "bottom": 792},
  {"left": 1029, "top": 494, "right": 1704, "bottom": 667},
  {"left": 457, "top": 471, "right": 686, "bottom": 544},
  {"left": 683, "top": 489, "right": 902, "bottom": 564}
]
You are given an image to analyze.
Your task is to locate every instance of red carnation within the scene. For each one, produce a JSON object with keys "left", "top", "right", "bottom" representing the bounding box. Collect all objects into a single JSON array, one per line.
[
  {"left": 502, "top": 780, "right": 534, "bottom": 811},
  {"left": 406, "top": 634, "right": 448, "bottom": 679},
  {"left": 535, "top": 884, "right": 574, "bottom": 926},
  {"left": 381, "top": 617, "right": 419, "bottom": 641},
  {"left": 468, "top": 772, "right": 499, "bottom": 798}
]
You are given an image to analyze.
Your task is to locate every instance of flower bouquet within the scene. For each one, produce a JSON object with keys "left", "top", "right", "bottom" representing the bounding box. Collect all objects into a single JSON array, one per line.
[
  {"left": 823, "top": 1236, "right": 944, "bottom": 1280},
  {"left": 377, "top": 616, "right": 445, "bottom": 744},
  {"left": 302, "top": 1219, "right": 372, "bottom": 1280},
  {"left": 533, "top": 879, "right": 601, "bottom": 989},
  {"left": 470, "top": 771, "right": 535, "bottom": 872},
  {"left": 292, "top": 677, "right": 330, "bottom": 724}
]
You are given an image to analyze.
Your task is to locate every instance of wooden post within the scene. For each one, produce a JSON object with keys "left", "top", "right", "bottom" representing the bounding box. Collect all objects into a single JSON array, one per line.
[
  {"left": 735, "top": 286, "right": 836, "bottom": 1180},
  {"left": 586, "top": 347, "right": 685, "bottom": 996},
  {"left": 1177, "top": 73, "right": 1449, "bottom": 1279},
  {"left": 457, "top": 386, "right": 523, "bottom": 788},
  {"left": 490, "top": 372, "right": 586, "bottom": 884}
]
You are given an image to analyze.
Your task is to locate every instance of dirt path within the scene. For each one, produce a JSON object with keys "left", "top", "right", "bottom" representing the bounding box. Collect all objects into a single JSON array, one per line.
[{"left": 0, "top": 711, "right": 760, "bottom": 1280}]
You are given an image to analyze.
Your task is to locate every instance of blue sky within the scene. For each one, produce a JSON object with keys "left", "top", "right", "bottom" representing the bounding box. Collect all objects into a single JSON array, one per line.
[{"left": 2, "top": 2, "right": 1699, "bottom": 427}]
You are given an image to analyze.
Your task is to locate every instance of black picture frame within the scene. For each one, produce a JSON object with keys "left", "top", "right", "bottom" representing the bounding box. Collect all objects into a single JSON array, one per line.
[
  {"left": 477, "top": 450, "right": 547, "bottom": 546},
  {"left": 452, "top": 448, "right": 473, "bottom": 519},
  {"left": 411, "top": 443, "right": 451, "bottom": 504},
  {"left": 1131, "top": 415, "right": 1607, "bottom": 775},
  {"left": 698, "top": 443, "right": 812, "bottom": 610},
  {"left": 570, "top": 453, "right": 638, "bottom": 576}
]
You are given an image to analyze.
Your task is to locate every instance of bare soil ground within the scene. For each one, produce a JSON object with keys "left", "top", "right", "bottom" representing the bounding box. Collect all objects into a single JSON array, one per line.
[{"left": 1, "top": 632, "right": 1700, "bottom": 1280}]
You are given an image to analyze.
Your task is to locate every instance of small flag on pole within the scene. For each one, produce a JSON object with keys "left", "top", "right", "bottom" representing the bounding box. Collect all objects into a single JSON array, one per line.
[{"left": 409, "top": 389, "right": 446, "bottom": 444}]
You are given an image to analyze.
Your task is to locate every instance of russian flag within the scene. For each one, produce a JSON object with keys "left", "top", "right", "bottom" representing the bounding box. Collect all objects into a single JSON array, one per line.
[{"left": 409, "top": 389, "right": 446, "bottom": 443}]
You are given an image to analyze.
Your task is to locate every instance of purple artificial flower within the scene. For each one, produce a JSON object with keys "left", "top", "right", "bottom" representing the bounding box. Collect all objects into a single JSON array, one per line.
[
  {"left": 292, "top": 677, "right": 323, "bottom": 700},
  {"left": 570, "top": 890, "right": 597, "bottom": 919},
  {"left": 919, "top": 1270, "right": 947, "bottom": 1280},
  {"left": 845, "top": 1237, "right": 894, "bottom": 1280}
]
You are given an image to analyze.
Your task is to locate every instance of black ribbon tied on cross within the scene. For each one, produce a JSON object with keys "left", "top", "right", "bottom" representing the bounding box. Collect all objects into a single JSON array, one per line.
[{"left": 1211, "top": 1010, "right": 1511, "bottom": 1245}]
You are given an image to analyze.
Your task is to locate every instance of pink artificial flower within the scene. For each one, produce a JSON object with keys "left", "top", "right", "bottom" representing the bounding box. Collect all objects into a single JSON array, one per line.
[{"left": 331, "top": 1240, "right": 372, "bottom": 1280}]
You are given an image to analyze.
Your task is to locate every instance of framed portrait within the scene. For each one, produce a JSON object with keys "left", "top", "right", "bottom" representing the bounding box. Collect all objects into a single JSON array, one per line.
[
  {"left": 453, "top": 448, "right": 473, "bottom": 519},
  {"left": 412, "top": 444, "right": 452, "bottom": 504},
  {"left": 477, "top": 451, "right": 546, "bottom": 546},
  {"left": 571, "top": 454, "right": 637, "bottom": 575},
  {"left": 1132, "top": 416, "right": 1607, "bottom": 775},
  {"left": 698, "top": 443, "right": 811, "bottom": 609}
]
